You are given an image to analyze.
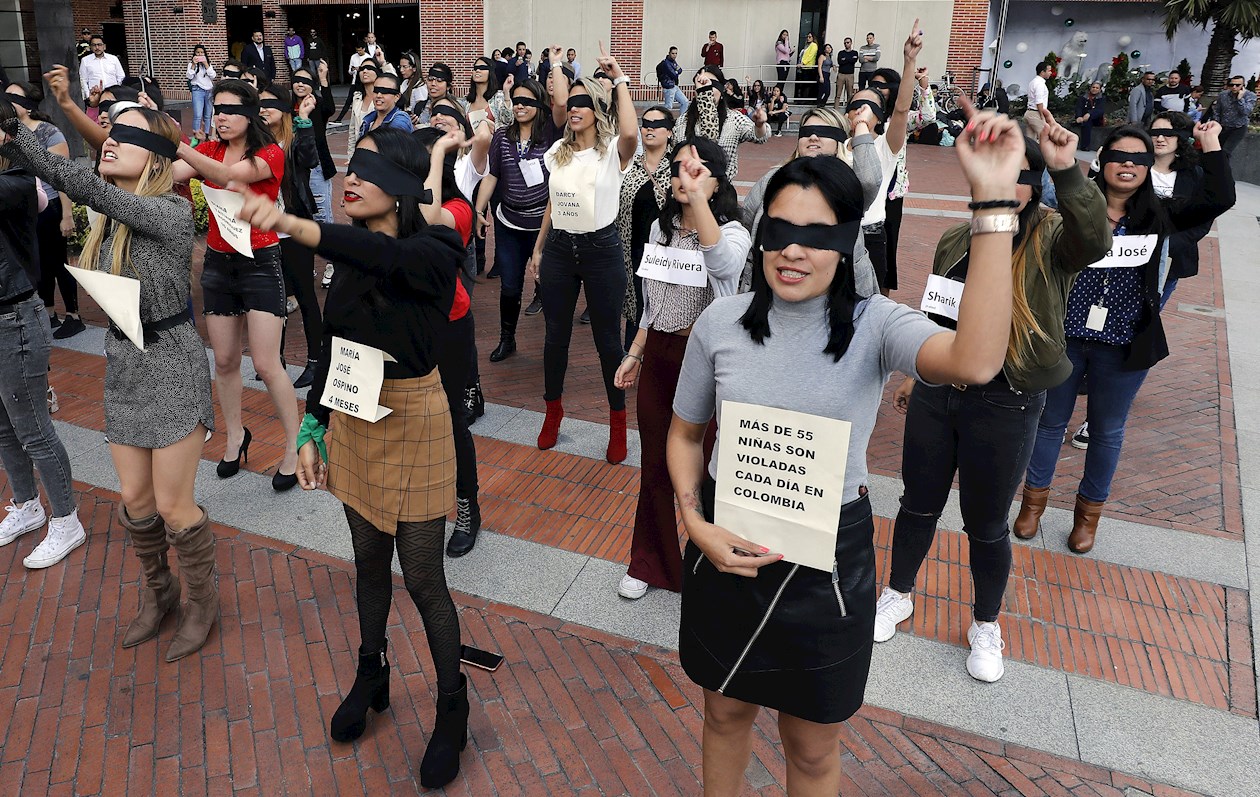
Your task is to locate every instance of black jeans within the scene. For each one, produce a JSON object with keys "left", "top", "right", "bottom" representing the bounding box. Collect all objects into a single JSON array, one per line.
[
  {"left": 863, "top": 225, "right": 888, "bottom": 293},
  {"left": 885, "top": 196, "right": 904, "bottom": 292},
  {"left": 776, "top": 61, "right": 790, "bottom": 92},
  {"left": 889, "top": 380, "right": 1046, "bottom": 622},
  {"left": 36, "top": 198, "right": 76, "bottom": 315},
  {"left": 539, "top": 225, "right": 627, "bottom": 410},
  {"left": 279, "top": 237, "right": 322, "bottom": 358},
  {"left": 437, "top": 311, "right": 478, "bottom": 501}
]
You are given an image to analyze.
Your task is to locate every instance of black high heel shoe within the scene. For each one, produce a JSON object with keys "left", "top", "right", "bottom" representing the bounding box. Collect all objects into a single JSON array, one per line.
[
  {"left": 216, "top": 428, "right": 251, "bottom": 478},
  {"left": 272, "top": 468, "right": 299, "bottom": 492}
]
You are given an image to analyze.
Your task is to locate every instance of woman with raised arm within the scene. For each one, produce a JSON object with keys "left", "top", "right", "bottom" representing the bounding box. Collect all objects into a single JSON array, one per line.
[
  {"left": 875, "top": 109, "right": 1111, "bottom": 683},
  {"left": 236, "top": 126, "right": 471, "bottom": 789},
  {"left": 259, "top": 84, "right": 323, "bottom": 389},
  {"left": 1013, "top": 120, "right": 1235, "bottom": 554},
  {"left": 172, "top": 80, "right": 301, "bottom": 492},
  {"left": 675, "top": 65, "right": 769, "bottom": 172},
  {"left": 475, "top": 77, "right": 564, "bottom": 362},
  {"left": 615, "top": 104, "right": 675, "bottom": 349},
  {"left": 667, "top": 102, "right": 1025, "bottom": 795},
  {"left": 527, "top": 43, "right": 640, "bottom": 464},
  {"left": 613, "top": 140, "right": 749, "bottom": 602},
  {"left": 0, "top": 103, "right": 217, "bottom": 654}
]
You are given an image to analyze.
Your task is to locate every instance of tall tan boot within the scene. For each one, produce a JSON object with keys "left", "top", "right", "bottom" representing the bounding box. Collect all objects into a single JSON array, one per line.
[
  {"left": 1067, "top": 495, "right": 1104, "bottom": 554},
  {"left": 164, "top": 508, "right": 218, "bottom": 662},
  {"left": 119, "top": 506, "right": 181, "bottom": 648},
  {"left": 1012, "top": 485, "right": 1050, "bottom": 540}
]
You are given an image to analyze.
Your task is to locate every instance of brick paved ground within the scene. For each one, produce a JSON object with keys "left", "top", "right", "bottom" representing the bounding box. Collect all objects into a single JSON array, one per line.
[
  {"left": 0, "top": 483, "right": 1212, "bottom": 797},
  {"left": 28, "top": 124, "right": 1246, "bottom": 795}
]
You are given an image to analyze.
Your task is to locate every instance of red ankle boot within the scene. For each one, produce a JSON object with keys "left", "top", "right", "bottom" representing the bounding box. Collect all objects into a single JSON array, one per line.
[
  {"left": 607, "top": 408, "right": 627, "bottom": 464},
  {"left": 538, "top": 399, "right": 564, "bottom": 449}
]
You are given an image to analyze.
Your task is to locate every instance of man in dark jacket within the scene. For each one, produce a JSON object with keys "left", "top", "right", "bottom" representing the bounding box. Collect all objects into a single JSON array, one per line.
[
  {"left": 657, "top": 47, "right": 687, "bottom": 113},
  {"left": 1073, "top": 81, "right": 1106, "bottom": 150},
  {"left": 241, "top": 30, "right": 277, "bottom": 82},
  {"left": 305, "top": 30, "right": 327, "bottom": 76}
]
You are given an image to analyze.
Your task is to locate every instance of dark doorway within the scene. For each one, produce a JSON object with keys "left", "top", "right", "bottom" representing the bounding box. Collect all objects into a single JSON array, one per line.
[
  {"left": 225, "top": 5, "right": 264, "bottom": 64},
  {"left": 798, "top": 0, "right": 828, "bottom": 49},
  {"left": 283, "top": 4, "right": 420, "bottom": 86},
  {"left": 101, "top": 22, "right": 129, "bottom": 75}
]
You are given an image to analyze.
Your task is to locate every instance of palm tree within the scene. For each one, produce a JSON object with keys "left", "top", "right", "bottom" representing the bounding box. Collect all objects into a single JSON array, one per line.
[{"left": 1162, "top": 0, "right": 1260, "bottom": 94}]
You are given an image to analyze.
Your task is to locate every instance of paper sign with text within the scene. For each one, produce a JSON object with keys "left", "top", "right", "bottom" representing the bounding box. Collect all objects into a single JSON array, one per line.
[
  {"left": 1086, "top": 234, "right": 1157, "bottom": 269},
  {"left": 199, "top": 184, "right": 254, "bottom": 258},
  {"left": 637, "top": 243, "right": 708, "bottom": 288},
  {"left": 714, "top": 401, "right": 851, "bottom": 572},
  {"left": 547, "top": 153, "right": 598, "bottom": 232},
  {"left": 65, "top": 264, "right": 144, "bottom": 351},
  {"left": 319, "top": 337, "right": 397, "bottom": 422},
  {"left": 920, "top": 274, "right": 964, "bottom": 321},
  {"left": 519, "top": 158, "right": 545, "bottom": 187}
]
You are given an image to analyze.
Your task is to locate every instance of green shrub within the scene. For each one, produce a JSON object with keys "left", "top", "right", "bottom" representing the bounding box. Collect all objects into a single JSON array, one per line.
[{"left": 68, "top": 177, "right": 209, "bottom": 252}]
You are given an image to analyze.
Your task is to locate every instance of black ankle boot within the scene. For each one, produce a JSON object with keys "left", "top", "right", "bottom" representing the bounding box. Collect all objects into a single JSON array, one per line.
[
  {"left": 490, "top": 295, "right": 521, "bottom": 363},
  {"left": 419, "top": 673, "right": 469, "bottom": 789},
  {"left": 330, "top": 644, "right": 390, "bottom": 742},
  {"left": 446, "top": 496, "right": 481, "bottom": 557},
  {"left": 293, "top": 360, "right": 318, "bottom": 389},
  {"left": 462, "top": 381, "right": 485, "bottom": 424}
]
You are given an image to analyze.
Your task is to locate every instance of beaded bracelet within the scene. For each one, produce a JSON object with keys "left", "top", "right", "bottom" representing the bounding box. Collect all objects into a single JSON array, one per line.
[{"left": 967, "top": 199, "right": 1021, "bottom": 211}]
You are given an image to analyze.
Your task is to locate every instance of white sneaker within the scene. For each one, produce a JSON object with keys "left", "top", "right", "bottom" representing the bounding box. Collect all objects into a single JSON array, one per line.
[
  {"left": 0, "top": 499, "right": 47, "bottom": 546},
  {"left": 966, "top": 620, "right": 1006, "bottom": 682},
  {"left": 617, "top": 573, "right": 649, "bottom": 600},
  {"left": 873, "top": 587, "right": 914, "bottom": 642},
  {"left": 1070, "top": 422, "right": 1089, "bottom": 450},
  {"left": 321, "top": 263, "right": 335, "bottom": 288},
  {"left": 23, "top": 511, "right": 86, "bottom": 569}
]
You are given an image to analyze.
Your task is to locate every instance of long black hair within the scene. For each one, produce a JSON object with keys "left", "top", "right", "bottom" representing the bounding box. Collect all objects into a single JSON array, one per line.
[
  {"left": 412, "top": 126, "right": 473, "bottom": 213},
  {"left": 507, "top": 78, "right": 548, "bottom": 145},
  {"left": 355, "top": 127, "right": 430, "bottom": 239},
  {"left": 740, "top": 157, "right": 865, "bottom": 361},
  {"left": 211, "top": 80, "right": 276, "bottom": 160},
  {"left": 657, "top": 138, "right": 738, "bottom": 242},
  {"left": 466, "top": 56, "right": 499, "bottom": 103},
  {"left": 1152, "top": 110, "right": 1198, "bottom": 171},
  {"left": 1094, "top": 125, "right": 1169, "bottom": 236},
  {"left": 684, "top": 65, "right": 728, "bottom": 140}
]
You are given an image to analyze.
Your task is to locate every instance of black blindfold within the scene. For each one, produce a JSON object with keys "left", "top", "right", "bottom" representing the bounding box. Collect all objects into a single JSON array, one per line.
[
  {"left": 761, "top": 217, "right": 860, "bottom": 255},
  {"left": 427, "top": 66, "right": 453, "bottom": 82},
  {"left": 1017, "top": 169, "right": 1044, "bottom": 186},
  {"left": 347, "top": 148, "right": 433, "bottom": 201},
  {"left": 291, "top": 76, "right": 317, "bottom": 88},
  {"left": 798, "top": 125, "right": 848, "bottom": 143},
  {"left": 641, "top": 117, "right": 672, "bottom": 129},
  {"left": 845, "top": 99, "right": 886, "bottom": 123},
  {"left": 259, "top": 98, "right": 291, "bottom": 112},
  {"left": 511, "top": 95, "right": 548, "bottom": 110},
  {"left": 5, "top": 93, "right": 39, "bottom": 112},
  {"left": 215, "top": 103, "right": 259, "bottom": 117},
  {"left": 1099, "top": 149, "right": 1155, "bottom": 167},
  {"left": 109, "top": 122, "right": 178, "bottom": 160}
]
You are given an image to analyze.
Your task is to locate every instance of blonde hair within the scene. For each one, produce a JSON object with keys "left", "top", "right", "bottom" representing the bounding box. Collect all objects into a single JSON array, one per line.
[
  {"left": 789, "top": 107, "right": 853, "bottom": 166},
  {"left": 267, "top": 104, "right": 294, "bottom": 151},
  {"left": 550, "top": 78, "right": 615, "bottom": 168},
  {"left": 80, "top": 108, "right": 179, "bottom": 277},
  {"left": 1005, "top": 208, "right": 1053, "bottom": 371}
]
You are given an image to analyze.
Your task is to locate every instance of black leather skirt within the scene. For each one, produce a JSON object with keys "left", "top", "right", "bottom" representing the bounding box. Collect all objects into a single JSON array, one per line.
[{"left": 679, "top": 478, "right": 876, "bottom": 724}]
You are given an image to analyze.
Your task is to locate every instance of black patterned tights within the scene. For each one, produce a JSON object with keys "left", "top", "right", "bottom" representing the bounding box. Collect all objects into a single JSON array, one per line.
[{"left": 344, "top": 505, "right": 462, "bottom": 693}]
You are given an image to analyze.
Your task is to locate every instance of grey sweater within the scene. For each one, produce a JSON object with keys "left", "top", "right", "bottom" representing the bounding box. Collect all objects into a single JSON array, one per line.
[
  {"left": 674, "top": 292, "right": 942, "bottom": 503},
  {"left": 739, "top": 133, "right": 884, "bottom": 296}
]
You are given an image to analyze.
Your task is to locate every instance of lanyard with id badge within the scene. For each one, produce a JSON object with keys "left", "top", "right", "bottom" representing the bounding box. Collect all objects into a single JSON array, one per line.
[{"left": 1083, "top": 231, "right": 1156, "bottom": 332}]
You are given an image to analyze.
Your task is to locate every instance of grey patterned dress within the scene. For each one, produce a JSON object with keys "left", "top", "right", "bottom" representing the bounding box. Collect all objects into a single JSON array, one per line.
[{"left": 2, "top": 124, "right": 215, "bottom": 448}]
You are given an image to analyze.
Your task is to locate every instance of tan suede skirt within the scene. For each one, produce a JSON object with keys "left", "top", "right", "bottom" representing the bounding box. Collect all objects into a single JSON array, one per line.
[{"left": 326, "top": 371, "right": 456, "bottom": 534}]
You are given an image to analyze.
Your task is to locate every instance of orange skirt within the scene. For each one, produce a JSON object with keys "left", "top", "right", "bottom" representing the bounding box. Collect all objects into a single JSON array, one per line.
[{"left": 326, "top": 371, "right": 455, "bottom": 534}]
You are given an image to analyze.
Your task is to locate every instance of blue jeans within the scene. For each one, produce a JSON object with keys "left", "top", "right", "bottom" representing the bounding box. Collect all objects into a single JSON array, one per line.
[
  {"left": 662, "top": 86, "right": 689, "bottom": 115},
  {"left": 308, "top": 171, "right": 334, "bottom": 225},
  {"left": 1025, "top": 338, "right": 1150, "bottom": 502},
  {"left": 0, "top": 296, "right": 75, "bottom": 517},
  {"left": 190, "top": 87, "right": 213, "bottom": 137},
  {"left": 1160, "top": 277, "right": 1179, "bottom": 309},
  {"left": 492, "top": 218, "right": 537, "bottom": 298}
]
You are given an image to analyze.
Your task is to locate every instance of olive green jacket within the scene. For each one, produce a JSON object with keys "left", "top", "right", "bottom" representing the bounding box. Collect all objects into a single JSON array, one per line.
[{"left": 931, "top": 165, "right": 1111, "bottom": 393}]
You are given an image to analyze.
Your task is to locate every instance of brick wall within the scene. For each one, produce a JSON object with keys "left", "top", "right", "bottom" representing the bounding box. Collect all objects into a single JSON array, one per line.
[
  {"left": 72, "top": 0, "right": 116, "bottom": 35},
  {"left": 122, "top": 0, "right": 229, "bottom": 101},
  {"left": 610, "top": 0, "right": 643, "bottom": 85},
  {"left": 945, "top": 0, "right": 988, "bottom": 94},
  {"left": 419, "top": 0, "right": 484, "bottom": 91}
]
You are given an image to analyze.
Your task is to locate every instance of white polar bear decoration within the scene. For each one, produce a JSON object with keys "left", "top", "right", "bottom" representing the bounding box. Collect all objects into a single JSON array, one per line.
[{"left": 1061, "top": 31, "right": 1090, "bottom": 80}]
